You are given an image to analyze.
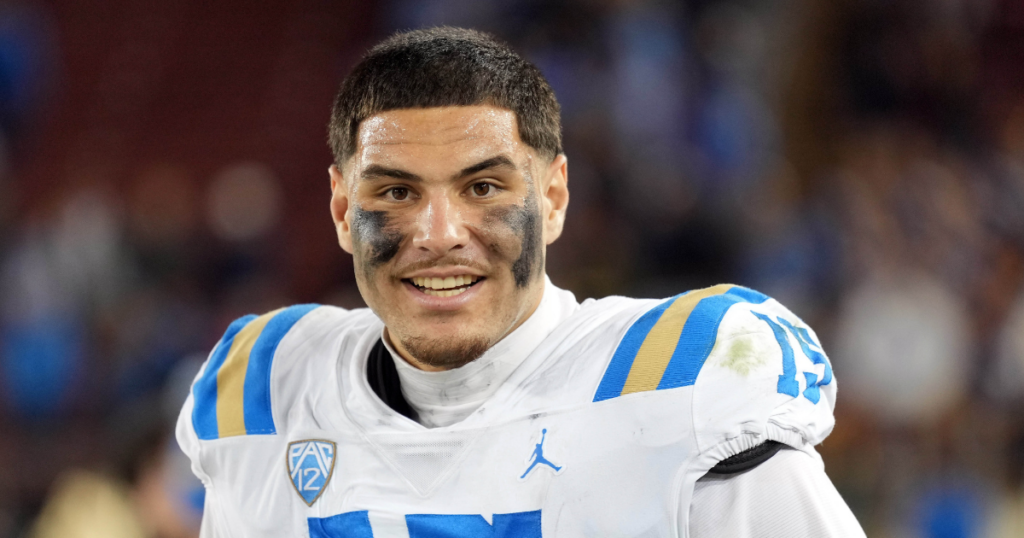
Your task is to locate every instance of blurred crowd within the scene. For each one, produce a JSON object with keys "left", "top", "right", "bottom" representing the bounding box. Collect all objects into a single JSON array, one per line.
[{"left": 0, "top": 0, "right": 1023, "bottom": 537}]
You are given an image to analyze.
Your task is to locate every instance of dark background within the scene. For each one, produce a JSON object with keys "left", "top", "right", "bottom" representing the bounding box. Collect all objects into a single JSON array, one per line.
[{"left": 1, "top": 0, "right": 1024, "bottom": 536}]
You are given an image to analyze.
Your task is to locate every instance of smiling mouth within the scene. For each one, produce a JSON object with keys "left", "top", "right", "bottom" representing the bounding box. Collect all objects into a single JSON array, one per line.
[{"left": 405, "top": 275, "right": 484, "bottom": 297}]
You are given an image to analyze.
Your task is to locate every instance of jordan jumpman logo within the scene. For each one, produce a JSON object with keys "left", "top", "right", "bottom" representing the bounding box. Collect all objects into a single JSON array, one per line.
[{"left": 520, "top": 428, "right": 562, "bottom": 479}]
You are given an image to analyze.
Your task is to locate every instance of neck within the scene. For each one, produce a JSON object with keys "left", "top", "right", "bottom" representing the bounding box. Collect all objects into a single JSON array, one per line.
[{"left": 381, "top": 276, "right": 578, "bottom": 428}]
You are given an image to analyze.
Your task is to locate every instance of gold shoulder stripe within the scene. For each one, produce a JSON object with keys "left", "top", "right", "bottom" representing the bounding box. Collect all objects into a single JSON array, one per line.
[
  {"left": 216, "top": 308, "right": 284, "bottom": 438},
  {"left": 620, "top": 284, "right": 733, "bottom": 396}
]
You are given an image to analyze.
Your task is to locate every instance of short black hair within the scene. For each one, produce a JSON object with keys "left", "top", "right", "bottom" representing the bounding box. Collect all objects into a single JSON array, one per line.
[{"left": 328, "top": 27, "right": 562, "bottom": 165}]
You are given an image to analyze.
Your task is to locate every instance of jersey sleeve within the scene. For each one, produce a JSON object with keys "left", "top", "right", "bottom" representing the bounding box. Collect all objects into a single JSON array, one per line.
[
  {"left": 176, "top": 382, "right": 211, "bottom": 486},
  {"left": 688, "top": 447, "right": 865, "bottom": 537},
  {"left": 176, "top": 359, "right": 238, "bottom": 538},
  {"left": 689, "top": 287, "right": 836, "bottom": 465},
  {"left": 174, "top": 305, "right": 325, "bottom": 537}
]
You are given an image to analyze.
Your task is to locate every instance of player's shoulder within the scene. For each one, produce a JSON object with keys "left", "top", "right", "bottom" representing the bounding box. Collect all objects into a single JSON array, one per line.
[
  {"left": 671, "top": 285, "right": 835, "bottom": 456},
  {"left": 520, "top": 285, "right": 769, "bottom": 405},
  {"left": 584, "top": 284, "right": 835, "bottom": 450},
  {"left": 185, "top": 304, "right": 378, "bottom": 442},
  {"left": 580, "top": 284, "right": 775, "bottom": 400}
]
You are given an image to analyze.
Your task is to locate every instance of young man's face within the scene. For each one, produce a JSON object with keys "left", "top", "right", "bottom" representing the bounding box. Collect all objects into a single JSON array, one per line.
[{"left": 330, "top": 106, "right": 569, "bottom": 370}]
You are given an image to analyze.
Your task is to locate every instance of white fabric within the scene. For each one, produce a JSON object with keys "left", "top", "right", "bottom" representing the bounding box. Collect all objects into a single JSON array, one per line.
[
  {"left": 384, "top": 276, "right": 579, "bottom": 428},
  {"left": 690, "top": 447, "right": 865, "bottom": 538},
  {"left": 176, "top": 282, "right": 864, "bottom": 537}
]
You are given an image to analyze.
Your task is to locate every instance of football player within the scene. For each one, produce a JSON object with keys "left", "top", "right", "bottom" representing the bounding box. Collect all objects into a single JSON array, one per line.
[{"left": 177, "top": 27, "right": 865, "bottom": 537}]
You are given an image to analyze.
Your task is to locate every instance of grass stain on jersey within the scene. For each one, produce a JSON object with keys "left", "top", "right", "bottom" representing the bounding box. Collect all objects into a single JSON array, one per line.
[
  {"left": 352, "top": 207, "right": 404, "bottom": 267},
  {"left": 719, "top": 336, "right": 765, "bottom": 376}
]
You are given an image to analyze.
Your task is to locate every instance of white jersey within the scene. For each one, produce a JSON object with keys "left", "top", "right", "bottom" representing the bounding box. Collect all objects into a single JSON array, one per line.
[{"left": 177, "top": 283, "right": 839, "bottom": 537}]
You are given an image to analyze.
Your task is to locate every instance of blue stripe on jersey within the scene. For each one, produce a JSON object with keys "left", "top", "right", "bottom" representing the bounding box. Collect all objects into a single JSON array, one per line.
[
  {"left": 592, "top": 296, "right": 678, "bottom": 402},
  {"left": 192, "top": 314, "right": 258, "bottom": 441},
  {"left": 242, "top": 304, "right": 319, "bottom": 435},
  {"left": 308, "top": 511, "right": 374, "bottom": 538},
  {"left": 721, "top": 285, "right": 770, "bottom": 305},
  {"left": 406, "top": 511, "right": 543, "bottom": 538},
  {"left": 595, "top": 285, "right": 772, "bottom": 401},
  {"left": 656, "top": 286, "right": 769, "bottom": 390}
]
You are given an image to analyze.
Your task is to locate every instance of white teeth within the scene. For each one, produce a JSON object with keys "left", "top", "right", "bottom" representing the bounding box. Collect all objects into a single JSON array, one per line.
[
  {"left": 421, "top": 287, "right": 469, "bottom": 297},
  {"left": 410, "top": 275, "right": 479, "bottom": 292}
]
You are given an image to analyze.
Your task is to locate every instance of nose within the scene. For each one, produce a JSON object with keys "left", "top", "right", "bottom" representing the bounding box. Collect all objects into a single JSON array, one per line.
[{"left": 410, "top": 193, "right": 470, "bottom": 256}]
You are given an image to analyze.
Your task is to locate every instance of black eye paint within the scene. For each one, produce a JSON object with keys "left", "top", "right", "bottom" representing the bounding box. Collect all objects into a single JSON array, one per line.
[
  {"left": 352, "top": 207, "right": 404, "bottom": 266},
  {"left": 490, "top": 190, "right": 542, "bottom": 288}
]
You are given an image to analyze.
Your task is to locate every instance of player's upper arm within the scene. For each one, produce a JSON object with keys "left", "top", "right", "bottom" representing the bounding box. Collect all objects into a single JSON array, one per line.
[
  {"left": 689, "top": 447, "right": 865, "bottom": 538},
  {"left": 176, "top": 361, "right": 224, "bottom": 536},
  {"left": 689, "top": 286, "right": 836, "bottom": 464},
  {"left": 176, "top": 362, "right": 214, "bottom": 486},
  {"left": 175, "top": 311, "right": 260, "bottom": 485}
]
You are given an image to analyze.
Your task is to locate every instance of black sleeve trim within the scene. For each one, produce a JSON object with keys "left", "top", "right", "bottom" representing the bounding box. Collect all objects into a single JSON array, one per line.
[
  {"left": 366, "top": 338, "right": 418, "bottom": 421},
  {"left": 708, "top": 441, "right": 785, "bottom": 475}
]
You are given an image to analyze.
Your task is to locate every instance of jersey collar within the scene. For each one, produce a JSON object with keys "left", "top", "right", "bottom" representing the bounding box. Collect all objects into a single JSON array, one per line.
[{"left": 381, "top": 275, "right": 578, "bottom": 428}]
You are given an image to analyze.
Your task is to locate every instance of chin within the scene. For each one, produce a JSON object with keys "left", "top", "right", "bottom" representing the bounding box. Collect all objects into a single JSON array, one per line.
[{"left": 399, "top": 332, "right": 493, "bottom": 370}]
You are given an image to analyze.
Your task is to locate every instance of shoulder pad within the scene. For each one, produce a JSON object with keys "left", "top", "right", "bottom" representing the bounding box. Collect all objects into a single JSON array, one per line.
[
  {"left": 594, "top": 284, "right": 770, "bottom": 402},
  {"left": 191, "top": 305, "right": 320, "bottom": 440},
  {"left": 692, "top": 290, "right": 836, "bottom": 455}
]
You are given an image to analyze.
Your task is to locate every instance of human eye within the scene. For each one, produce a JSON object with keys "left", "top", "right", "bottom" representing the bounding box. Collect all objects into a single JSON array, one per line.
[
  {"left": 468, "top": 181, "right": 500, "bottom": 198},
  {"left": 384, "top": 186, "right": 411, "bottom": 201}
]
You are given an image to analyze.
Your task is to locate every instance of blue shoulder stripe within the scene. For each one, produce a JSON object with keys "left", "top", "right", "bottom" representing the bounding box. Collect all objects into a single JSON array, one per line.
[
  {"left": 192, "top": 314, "right": 258, "bottom": 440},
  {"left": 592, "top": 294, "right": 682, "bottom": 402},
  {"left": 242, "top": 304, "right": 320, "bottom": 435},
  {"left": 657, "top": 287, "right": 769, "bottom": 390},
  {"left": 594, "top": 285, "right": 769, "bottom": 402}
]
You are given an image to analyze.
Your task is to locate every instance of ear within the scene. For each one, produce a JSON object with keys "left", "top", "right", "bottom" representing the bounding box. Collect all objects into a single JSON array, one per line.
[
  {"left": 540, "top": 154, "right": 569, "bottom": 245},
  {"left": 329, "top": 165, "right": 354, "bottom": 254}
]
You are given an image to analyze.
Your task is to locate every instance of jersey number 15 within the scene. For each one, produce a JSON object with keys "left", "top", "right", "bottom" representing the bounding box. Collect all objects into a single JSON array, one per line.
[{"left": 752, "top": 313, "right": 832, "bottom": 404}]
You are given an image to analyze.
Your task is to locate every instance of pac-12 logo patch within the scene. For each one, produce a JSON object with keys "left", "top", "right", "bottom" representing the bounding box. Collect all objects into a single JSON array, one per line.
[{"left": 287, "top": 440, "right": 336, "bottom": 506}]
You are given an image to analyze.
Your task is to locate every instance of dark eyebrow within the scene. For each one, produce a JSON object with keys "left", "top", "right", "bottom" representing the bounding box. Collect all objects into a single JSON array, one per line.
[
  {"left": 359, "top": 155, "right": 516, "bottom": 183},
  {"left": 360, "top": 164, "right": 422, "bottom": 182},
  {"left": 455, "top": 155, "right": 517, "bottom": 179}
]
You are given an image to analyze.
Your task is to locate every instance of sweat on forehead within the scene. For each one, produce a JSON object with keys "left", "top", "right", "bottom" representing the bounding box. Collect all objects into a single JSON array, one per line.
[
  {"left": 341, "top": 107, "right": 542, "bottom": 186},
  {"left": 355, "top": 107, "right": 521, "bottom": 156}
]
